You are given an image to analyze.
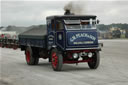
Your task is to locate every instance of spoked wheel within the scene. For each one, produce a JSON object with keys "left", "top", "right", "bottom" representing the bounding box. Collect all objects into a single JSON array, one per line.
[
  {"left": 88, "top": 51, "right": 100, "bottom": 69},
  {"left": 51, "top": 49, "right": 63, "bottom": 71},
  {"left": 26, "top": 50, "right": 31, "bottom": 63},
  {"left": 25, "top": 47, "right": 39, "bottom": 65}
]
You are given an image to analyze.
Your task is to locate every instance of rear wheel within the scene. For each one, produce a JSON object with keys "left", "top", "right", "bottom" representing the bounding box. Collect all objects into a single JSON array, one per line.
[
  {"left": 51, "top": 49, "right": 63, "bottom": 71},
  {"left": 88, "top": 51, "right": 100, "bottom": 69},
  {"left": 25, "top": 47, "right": 39, "bottom": 65}
]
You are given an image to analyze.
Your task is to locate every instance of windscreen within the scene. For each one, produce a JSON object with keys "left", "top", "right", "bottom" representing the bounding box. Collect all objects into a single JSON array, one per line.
[{"left": 64, "top": 19, "right": 96, "bottom": 30}]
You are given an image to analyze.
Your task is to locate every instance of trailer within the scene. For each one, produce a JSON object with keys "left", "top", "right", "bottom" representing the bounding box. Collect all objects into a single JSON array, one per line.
[{"left": 17, "top": 14, "right": 102, "bottom": 71}]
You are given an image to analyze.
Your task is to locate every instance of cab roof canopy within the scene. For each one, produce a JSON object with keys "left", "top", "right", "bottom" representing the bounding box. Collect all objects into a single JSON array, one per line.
[{"left": 46, "top": 15, "right": 97, "bottom": 20}]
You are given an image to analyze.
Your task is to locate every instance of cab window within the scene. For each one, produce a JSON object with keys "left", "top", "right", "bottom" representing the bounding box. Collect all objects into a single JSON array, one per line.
[
  {"left": 51, "top": 20, "right": 55, "bottom": 30},
  {"left": 56, "top": 21, "right": 64, "bottom": 31}
]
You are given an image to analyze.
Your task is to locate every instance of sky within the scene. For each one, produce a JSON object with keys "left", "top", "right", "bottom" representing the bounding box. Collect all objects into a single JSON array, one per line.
[{"left": 0, "top": 0, "right": 128, "bottom": 27}]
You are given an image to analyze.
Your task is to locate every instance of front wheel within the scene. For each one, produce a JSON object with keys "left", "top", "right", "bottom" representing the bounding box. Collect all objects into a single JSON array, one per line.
[
  {"left": 51, "top": 49, "right": 63, "bottom": 71},
  {"left": 88, "top": 51, "right": 100, "bottom": 69}
]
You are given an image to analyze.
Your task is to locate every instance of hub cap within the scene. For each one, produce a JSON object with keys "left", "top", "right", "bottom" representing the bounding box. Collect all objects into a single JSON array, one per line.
[
  {"left": 52, "top": 52, "right": 58, "bottom": 68},
  {"left": 26, "top": 51, "right": 30, "bottom": 63}
]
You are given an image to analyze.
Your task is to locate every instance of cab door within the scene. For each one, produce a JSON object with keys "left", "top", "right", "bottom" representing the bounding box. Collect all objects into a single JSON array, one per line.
[{"left": 55, "top": 20, "right": 65, "bottom": 50}]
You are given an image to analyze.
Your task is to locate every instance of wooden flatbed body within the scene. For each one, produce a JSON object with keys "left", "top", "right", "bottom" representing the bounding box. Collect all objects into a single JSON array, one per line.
[{"left": 19, "top": 26, "right": 47, "bottom": 48}]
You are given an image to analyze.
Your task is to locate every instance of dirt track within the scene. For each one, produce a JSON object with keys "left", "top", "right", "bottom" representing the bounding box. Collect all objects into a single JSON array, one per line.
[{"left": 0, "top": 39, "right": 128, "bottom": 85}]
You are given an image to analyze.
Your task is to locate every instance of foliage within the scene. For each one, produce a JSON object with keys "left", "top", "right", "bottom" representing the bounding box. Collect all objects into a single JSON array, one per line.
[{"left": 97, "top": 23, "right": 128, "bottom": 31}]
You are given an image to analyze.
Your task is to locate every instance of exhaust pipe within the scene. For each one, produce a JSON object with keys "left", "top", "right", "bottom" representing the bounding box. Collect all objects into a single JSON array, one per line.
[{"left": 64, "top": 9, "right": 74, "bottom": 15}]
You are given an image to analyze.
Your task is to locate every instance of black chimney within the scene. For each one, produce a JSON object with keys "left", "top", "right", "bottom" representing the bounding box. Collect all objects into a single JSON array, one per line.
[
  {"left": 64, "top": 9, "right": 70, "bottom": 15},
  {"left": 64, "top": 9, "right": 74, "bottom": 15}
]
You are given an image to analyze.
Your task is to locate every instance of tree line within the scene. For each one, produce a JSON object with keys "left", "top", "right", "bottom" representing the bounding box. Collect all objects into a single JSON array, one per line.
[{"left": 97, "top": 23, "right": 128, "bottom": 31}]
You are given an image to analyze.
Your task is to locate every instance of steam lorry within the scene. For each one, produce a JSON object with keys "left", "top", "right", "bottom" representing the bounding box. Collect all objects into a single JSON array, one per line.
[{"left": 0, "top": 12, "right": 102, "bottom": 71}]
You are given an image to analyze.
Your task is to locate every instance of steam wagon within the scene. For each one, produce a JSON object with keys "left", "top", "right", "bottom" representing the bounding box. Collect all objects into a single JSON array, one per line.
[{"left": 18, "top": 14, "right": 102, "bottom": 71}]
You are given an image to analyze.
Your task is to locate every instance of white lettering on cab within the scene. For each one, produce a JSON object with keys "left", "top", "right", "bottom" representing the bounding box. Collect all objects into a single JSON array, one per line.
[{"left": 70, "top": 33, "right": 96, "bottom": 42}]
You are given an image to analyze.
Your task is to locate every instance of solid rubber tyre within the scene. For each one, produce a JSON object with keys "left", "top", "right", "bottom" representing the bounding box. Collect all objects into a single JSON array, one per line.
[
  {"left": 25, "top": 47, "right": 39, "bottom": 65},
  {"left": 88, "top": 51, "right": 100, "bottom": 69},
  {"left": 51, "top": 48, "right": 63, "bottom": 71}
]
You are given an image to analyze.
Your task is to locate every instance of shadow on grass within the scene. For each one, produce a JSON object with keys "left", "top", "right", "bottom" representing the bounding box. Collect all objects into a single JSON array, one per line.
[
  {"left": 38, "top": 62, "right": 91, "bottom": 72},
  {"left": 19, "top": 61, "right": 92, "bottom": 72}
]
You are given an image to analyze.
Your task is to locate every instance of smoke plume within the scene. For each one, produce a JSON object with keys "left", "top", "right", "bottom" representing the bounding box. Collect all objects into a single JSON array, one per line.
[{"left": 64, "top": 1, "right": 86, "bottom": 15}]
